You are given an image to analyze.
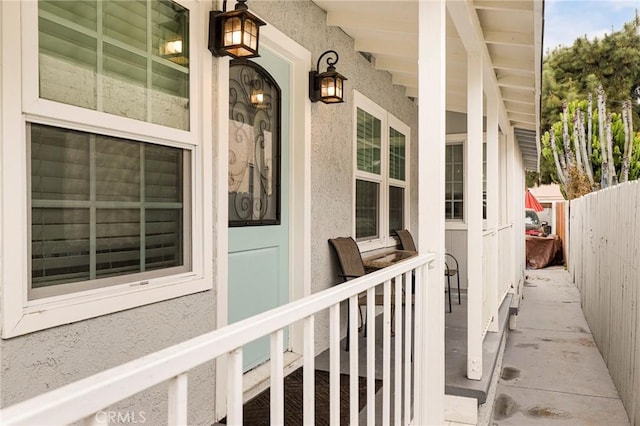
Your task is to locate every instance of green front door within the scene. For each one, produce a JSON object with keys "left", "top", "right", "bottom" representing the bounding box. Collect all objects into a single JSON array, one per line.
[{"left": 228, "top": 47, "right": 290, "bottom": 371}]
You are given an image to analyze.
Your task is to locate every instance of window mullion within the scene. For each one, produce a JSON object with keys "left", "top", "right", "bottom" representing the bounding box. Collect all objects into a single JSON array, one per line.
[
  {"left": 90, "top": 135, "right": 97, "bottom": 280},
  {"left": 140, "top": 144, "right": 146, "bottom": 272},
  {"left": 146, "top": 0, "right": 153, "bottom": 124},
  {"left": 96, "top": 1, "right": 104, "bottom": 112}
]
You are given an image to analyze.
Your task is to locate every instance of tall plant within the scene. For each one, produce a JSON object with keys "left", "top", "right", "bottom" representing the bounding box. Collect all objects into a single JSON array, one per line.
[{"left": 541, "top": 85, "right": 640, "bottom": 199}]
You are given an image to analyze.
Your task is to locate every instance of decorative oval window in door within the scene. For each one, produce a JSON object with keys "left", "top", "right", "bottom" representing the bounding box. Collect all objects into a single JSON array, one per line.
[{"left": 228, "top": 59, "right": 281, "bottom": 226}]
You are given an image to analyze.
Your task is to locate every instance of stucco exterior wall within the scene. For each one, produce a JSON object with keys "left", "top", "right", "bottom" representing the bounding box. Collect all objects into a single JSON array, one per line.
[
  {"left": 249, "top": 1, "right": 419, "bottom": 348},
  {"left": 0, "top": 4, "right": 218, "bottom": 425},
  {"left": 0, "top": 1, "right": 417, "bottom": 422}
]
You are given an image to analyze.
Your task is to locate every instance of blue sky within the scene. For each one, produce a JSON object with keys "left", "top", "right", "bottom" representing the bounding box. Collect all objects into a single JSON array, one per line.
[{"left": 544, "top": 0, "right": 640, "bottom": 52}]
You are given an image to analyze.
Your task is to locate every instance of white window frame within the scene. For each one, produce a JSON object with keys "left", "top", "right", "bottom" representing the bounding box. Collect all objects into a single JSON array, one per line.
[
  {"left": 445, "top": 133, "right": 487, "bottom": 231},
  {"left": 353, "top": 91, "right": 410, "bottom": 252},
  {"left": 1, "top": 0, "right": 212, "bottom": 338}
]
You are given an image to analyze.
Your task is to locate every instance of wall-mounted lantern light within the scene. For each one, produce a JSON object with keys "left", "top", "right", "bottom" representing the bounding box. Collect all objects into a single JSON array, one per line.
[
  {"left": 208, "top": 0, "right": 265, "bottom": 59},
  {"left": 309, "top": 50, "right": 348, "bottom": 104}
]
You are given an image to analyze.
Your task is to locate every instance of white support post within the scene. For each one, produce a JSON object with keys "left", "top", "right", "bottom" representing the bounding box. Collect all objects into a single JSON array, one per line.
[
  {"left": 507, "top": 129, "right": 525, "bottom": 295},
  {"left": 506, "top": 127, "right": 517, "bottom": 293},
  {"left": 466, "top": 50, "right": 484, "bottom": 381},
  {"left": 417, "top": 1, "right": 446, "bottom": 424},
  {"left": 487, "top": 96, "right": 500, "bottom": 333}
]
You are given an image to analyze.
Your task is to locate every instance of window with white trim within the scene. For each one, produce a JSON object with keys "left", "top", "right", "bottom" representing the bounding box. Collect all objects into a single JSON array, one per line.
[
  {"left": 354, "top": 92, "right": 410, "bottom": 250},
  {"left": 1, "top": 0, "right": 209, "bottom": 337},
  {"left": 445, "top": 135, "right": 487, "bottom": 223}
]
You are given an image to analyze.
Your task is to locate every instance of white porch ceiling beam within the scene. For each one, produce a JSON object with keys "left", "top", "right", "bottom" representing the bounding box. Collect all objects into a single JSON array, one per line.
[
  {"left": 354, "top": 38, "right": 416, "bottom": 58},
  {"left": 474, "top": 0, "right": 533, "bottom": 12},
  {"left": 447, "top": 0, "right": 510, "bottom": 132},
  {"left": 492, "top": 57, "right": 535, "bottom": 74},
  {"left": 392, "top": 73, "right": 418, "bottom": 88},
  {"left": 508, "top": 112, "right": 535, "bottom": 124},
  {"left": 498, "top": 75, "right": 535, "bottom": 90},
  {"left": 326, "top": 12, "right": 416, "bottom": 33},
  {"left": 504, "top": 101, "right": 535, "bottom": 115},
  {"left": 375, "top": 56, "right": 417, "bottom": 74},
  {"left": 511, "top": 121, "right": 536, "bottom": 131},
  {"left": 484, "top": 30, "right": 533, "bottom": 47}
]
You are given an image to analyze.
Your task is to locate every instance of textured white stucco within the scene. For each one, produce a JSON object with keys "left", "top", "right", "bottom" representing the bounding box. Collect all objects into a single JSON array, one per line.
[{"left": 1, "top": 1, "right": 419, "bottom": 423}]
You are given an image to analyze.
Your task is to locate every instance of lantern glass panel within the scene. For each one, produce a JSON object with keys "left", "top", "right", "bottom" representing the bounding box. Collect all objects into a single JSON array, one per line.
[
  {"left": 321, "top": 76, "right": 336, "bottom": 98},
  {"left": 224, "top": 17, "right": 242, "bottom": 46}
]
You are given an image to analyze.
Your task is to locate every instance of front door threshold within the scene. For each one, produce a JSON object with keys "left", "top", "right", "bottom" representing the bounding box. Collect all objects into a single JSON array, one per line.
[{"left": 243, "top": 351, "right": 302, "bottom": 403}]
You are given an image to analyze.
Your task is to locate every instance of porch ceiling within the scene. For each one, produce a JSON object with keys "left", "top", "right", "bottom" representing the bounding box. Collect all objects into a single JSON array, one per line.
[{"left": 312, "top": 0, "right": 544, "bottom": 171}]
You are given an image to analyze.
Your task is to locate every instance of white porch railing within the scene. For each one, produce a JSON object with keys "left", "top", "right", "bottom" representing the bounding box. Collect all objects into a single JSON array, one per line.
[
  {"left": 482, "top": 229, "right": 496, "bottom": 335},
  {"left": 481, "top": 224, "right": 514, "bottom": 336},
  {"left": 497, "top": 224, "right": 514, "bottom": 302},
  {"left": 1, "top": 253, "right": 435, "bottom": 426}
]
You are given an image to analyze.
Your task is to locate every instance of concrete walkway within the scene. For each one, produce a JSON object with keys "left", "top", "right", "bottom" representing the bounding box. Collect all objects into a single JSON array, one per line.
[{"left": 490, "top": 267, "right": 630, "bottom": 425}]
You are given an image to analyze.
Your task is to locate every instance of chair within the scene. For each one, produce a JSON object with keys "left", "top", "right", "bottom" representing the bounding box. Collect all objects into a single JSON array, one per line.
[
  {"left": 394, "top": 229, "right": 461, "bottom": 313},
  {"left": 445, "top": 253, "right": 461, "bottom": 308},
  {"left": 328, "top": 237, "right": 406, "bottom": 350}
]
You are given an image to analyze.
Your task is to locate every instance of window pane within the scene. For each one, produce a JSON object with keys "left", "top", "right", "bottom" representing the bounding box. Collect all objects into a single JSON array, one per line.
[
  {"left": 38, "top": 0, "right": 190, "bottom": 130},
  {"left": 356, "top": 180, "right": 379, "bottom": 240},
  {"left": 146, "top": 209, "right": 183, "bottom": 270},
  {"left": 30, "top": 123, "right": 188, "bottom": 293},
  {"left": 32, "top": 208, "right": 91, "bottom": 287},
  {"left": 228, "top": 60, "right": 281, "bottom": 225},
  {"left": 95, "top": 209, "right": 141, "bottom": 278},
  {"left": 445, "top": 143, "right": 464, "bottom": 220},
  {"left": 356, "top": 108, "right": 381, "bottom": 174},
  {"left": 31, "top": 124, "right": 90, "bottom": 201},
  {"left": 389, "top": 127, "right": 405, "bottom": 181},
  {"left": 389, "top": 186, "right": 404, "bottom": 236}
]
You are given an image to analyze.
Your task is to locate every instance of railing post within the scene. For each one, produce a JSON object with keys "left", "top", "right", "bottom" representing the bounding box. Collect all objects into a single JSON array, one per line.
[
  {"left": 329, "top": 304, "right": 340, "bottom": 425},
  {"left": 270, "top": 330, "right": 284, "bottom": 425},
  {"left": 348, "top": 296, "right": 359, "bottom": 425},
  {"left": 303, "top": 315, "right": 315, "bottom": 424},
  {"left": 227, "top": 349, "right": 243, "bottom": 426},
  {"left": 168, "top": 373, "right": 188, "bottom": 426}
]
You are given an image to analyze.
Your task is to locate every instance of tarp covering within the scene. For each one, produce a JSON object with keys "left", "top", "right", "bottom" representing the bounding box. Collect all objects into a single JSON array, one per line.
[
  {"left": 526, "top": 235, "right": 564, "bottom": 269},
  {"left": 525, "top": 189, "right": 544, "bottom": 212}
]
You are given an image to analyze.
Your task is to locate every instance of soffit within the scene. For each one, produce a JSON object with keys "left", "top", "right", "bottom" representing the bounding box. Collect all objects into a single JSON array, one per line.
[{"left": 312, "top": 0, "right": 544, "bottom": 171}]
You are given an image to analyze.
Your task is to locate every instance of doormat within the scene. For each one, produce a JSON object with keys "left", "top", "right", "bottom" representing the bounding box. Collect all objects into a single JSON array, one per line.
[{"left": 219, "top": 367, "right": 382, "bottom": 425}]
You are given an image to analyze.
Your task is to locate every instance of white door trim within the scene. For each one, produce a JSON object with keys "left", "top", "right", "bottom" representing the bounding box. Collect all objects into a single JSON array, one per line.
[{"left": 214, "top": 20, "right": 311, "bottom": 420}]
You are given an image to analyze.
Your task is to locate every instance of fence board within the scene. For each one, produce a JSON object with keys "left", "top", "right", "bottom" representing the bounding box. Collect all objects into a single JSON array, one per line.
[{"left": 570, "top": 182, "right": 640, "bottom": 425}]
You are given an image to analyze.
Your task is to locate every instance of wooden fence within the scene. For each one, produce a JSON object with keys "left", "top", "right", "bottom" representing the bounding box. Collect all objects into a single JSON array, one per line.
[{"left": 569, "top": 181, "right": 640, "bottom": 425}]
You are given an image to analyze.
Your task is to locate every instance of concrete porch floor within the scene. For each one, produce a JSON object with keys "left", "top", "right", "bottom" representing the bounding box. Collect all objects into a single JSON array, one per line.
[{"left": 489, "top": 267, "right": 630, "bottom": 425}]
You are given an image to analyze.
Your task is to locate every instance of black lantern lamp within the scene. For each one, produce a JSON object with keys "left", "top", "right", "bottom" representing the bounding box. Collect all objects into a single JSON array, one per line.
[
  {"left": 309, "top": 50, "right": 348, "bottom": 104},
  {"left": 634, "top": 86, "right": 640, "bottom": 106},
  {"left": 209, "top": 0, "right": 266, "bottom": 59}
]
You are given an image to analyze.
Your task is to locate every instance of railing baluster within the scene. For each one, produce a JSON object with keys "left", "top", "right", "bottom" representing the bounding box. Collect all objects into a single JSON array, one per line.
[
  {"left": 270, "top": 329, "right": 284, "bottom": 426},
  {"left": 349, "top": 295, "right": 359, "bottom": 425},
  {"left": 404, "top": 270, "right": 413, "bottom": 426},
  {"left": 227, "top": 348, "right": 243, "bottom": 426},
  {"left": 394, "top": 274, "right": 402, "bottom": 425},
  {"left": 366, "top": 286, "right": 376, "bottom": 423},
  {"left": 413, "top": 265, "right": 425, "bottom": 424},
  {"left": 329, "top": 303, "right": 340, "bottom": 425},
  {"left": 168, "top": 373, "right": 188, "bottom": 426},
  {"left": 383, "top": 279, "right": 391, "bottom": 423},
  {"left": 303, "top": 315, "right": 315, "bottom": 424}
]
